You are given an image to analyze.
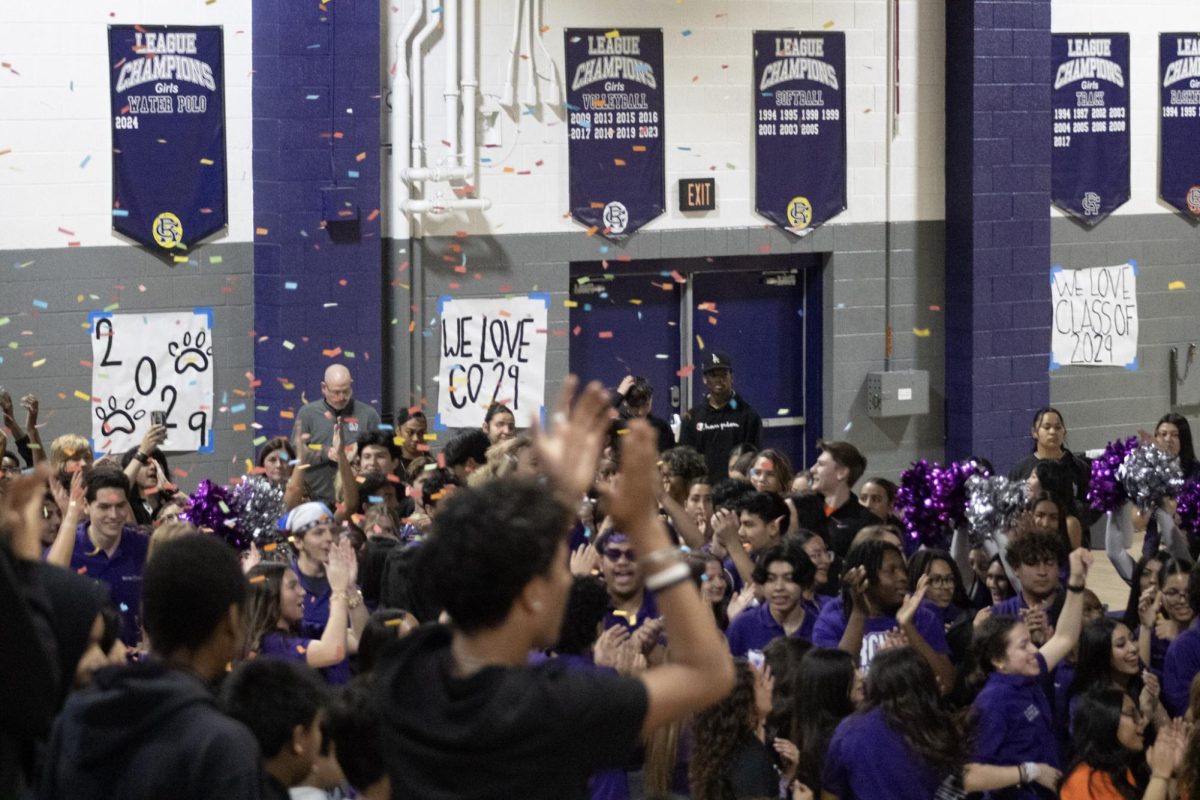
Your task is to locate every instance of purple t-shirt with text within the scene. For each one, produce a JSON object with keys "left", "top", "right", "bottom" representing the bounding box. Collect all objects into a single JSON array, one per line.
[{"left": 811, "top": 596, "right": 948, "bottom": 668}]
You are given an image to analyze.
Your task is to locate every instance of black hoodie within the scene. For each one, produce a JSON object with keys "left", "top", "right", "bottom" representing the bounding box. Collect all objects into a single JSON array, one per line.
[
  {"left": 376, "top": 623, "right": 647, "bottom": 800},
  {"left": 40, "top": 661, "right": 262, "bottom": 800}
]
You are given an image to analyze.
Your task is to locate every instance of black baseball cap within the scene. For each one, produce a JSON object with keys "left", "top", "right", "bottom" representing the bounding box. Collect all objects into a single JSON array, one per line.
[{"left": 702, "top": 352, "right": 733, "bottom": 374}]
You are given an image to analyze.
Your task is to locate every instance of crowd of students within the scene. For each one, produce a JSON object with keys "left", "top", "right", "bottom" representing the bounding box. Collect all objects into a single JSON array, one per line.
[{"left": 3, "top": 374, "right": 1200, "bottom": 800}]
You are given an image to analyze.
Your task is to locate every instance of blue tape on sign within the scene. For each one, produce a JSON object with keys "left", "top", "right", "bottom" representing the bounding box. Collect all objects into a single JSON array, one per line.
[
  {"left": 1124, "top": 357, "right": 1139, "bottom": 372},
  {"left": 1128, "top": 260, "right": 1138, "bottom": 275}
]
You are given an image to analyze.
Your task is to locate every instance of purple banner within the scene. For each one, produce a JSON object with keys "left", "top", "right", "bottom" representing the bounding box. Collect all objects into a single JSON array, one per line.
[
  {"left": 565, "top": 28, "right": 664, "bottom": 239},
  {"left": 1051, "top": 34, "right": 1130, "bottom": 225},
  {"left": 754, "top": 31, "right": 846, "bottom": 234},
  {"left": 1160, "top": 33, "right": 1200, "bottom": 218}
]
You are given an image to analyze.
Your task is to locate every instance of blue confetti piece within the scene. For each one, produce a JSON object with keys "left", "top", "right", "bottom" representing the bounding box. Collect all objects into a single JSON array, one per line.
[
  {"left": 79, "top": 154, "right": 91, "bottom": 168},
  {"left": 347, "top": 170, "right": 360, "bottom": 178},
  {"left": 682, "top": 30, "right": 692, "bottom": 36},
  {"left": 69, "top": 80, "right": 74, "bottom": 91},
  {"left": 583, "top": 303, "right": 592, "bottom": 312},
  {"left": 120, "top": 602, "right": 129, "bottom": 613},
  {"left": 378, "top": 423, "right": 394, "bottom": 431},
  {"left": 796, "top": 308, "right": 805, "bottom": 317},
  {"left": 677, "top": 146, "right": 692, "bottom": 151},
  {"left": 300, "top": 230, "right": 309, "bottom": 237},
  {"left": 598, "top": 245, "right": 609, "bottom": 253},
  {"left": 112, "top": 209, "right": 129, "bottom": 217},
  {"left": 305, "top": 94, "right": 320, "bottom": 100},
  {"left": 32, "top": 299, "right": 48, "bottom": 309},
  {"left": 843, "top": 421, "right": 853, "bottom": 432},
  {"left": 578, "top": 117, "right": 591, "bottom": 129},
  {"left": 284, "top": 281, "right": 298, "bottom": 290},
  {"left": 368, "top": 495, "right": 384, "bottom": 504},
  {"left": 565, "top": 102, "right": 581, "bottom": 111},
  {"left": 230, "top": 403, "right": 246, "bottom": 413},
  {"left": 730, "top": 399, "right": 738, "bottom": 410},
  {"left": 480, "top": 157, "right": 492, "bottom": 163},
  {"left": 306, "top": 43, "right": 321, "bottom": 49}
]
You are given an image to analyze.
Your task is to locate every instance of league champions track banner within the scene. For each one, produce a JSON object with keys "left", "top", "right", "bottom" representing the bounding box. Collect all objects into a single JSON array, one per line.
[
  {"left": 1160, "top": 33, "right": 1200, "bottom": 218},
  {"left": 108, "top": 25, "right": 227, "bottom": 253},
  {"left": 753, "top": 31, "right": 847, "bottom": 235},
  {"left": 1051, "top": 34, "right": 1130, "bottom": 225},
  {"left": 565, "top": 28, "right": 665, "bottom": 239}
]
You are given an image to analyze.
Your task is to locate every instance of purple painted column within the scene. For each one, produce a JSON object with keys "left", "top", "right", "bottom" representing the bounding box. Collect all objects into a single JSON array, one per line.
[
  {"left": 945, "top": 0, "right": 1052, "bottom": 468},
  {"left": 252, "top": 0, "right": 383, "bottom": 440}
]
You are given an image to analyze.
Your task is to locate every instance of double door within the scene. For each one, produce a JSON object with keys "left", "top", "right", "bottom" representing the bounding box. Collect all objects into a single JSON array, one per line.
[{"left": 568, "top": 255, "right": 823, "bottom": 467}]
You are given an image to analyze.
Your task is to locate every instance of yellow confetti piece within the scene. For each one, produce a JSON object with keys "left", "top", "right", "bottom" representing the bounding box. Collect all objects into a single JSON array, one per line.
[
  {"left": 173, "top": 255, "right": 189, "bottom": 263},
  {"left": 1169, "top": 280, "right": 1187, "bottom": 291},
  {"left": 605, "top": 29, "right": 620, "bottom": 38},
  {"left": 31, "top": 358, "right": 46, "bottom": 368},
  {"left": 564, "top": 300, "right": 578, "bottom": 308},
  {"left": 283, "top": 339, "right": 295, "bottom": 349},
  {"left": 252, "top": 435, "right": 268, "bottom": 446},
  {"left": 423, "top": 433, "right": 438, "bottom": 441},
  {"left": 199, "top": 158, "right": 214, "bottom": 165},
  {"left": 74, "top": 390, "right": 90, "bottom": 401},
  {"left": 913, "top": 328, "right": 931, "bottom": 338},
  {"left": 696, "top": 335, "right": 705, "bottom": 350},
  {"left": 823, "top": 20, "right": 835, "bottom": 29}
]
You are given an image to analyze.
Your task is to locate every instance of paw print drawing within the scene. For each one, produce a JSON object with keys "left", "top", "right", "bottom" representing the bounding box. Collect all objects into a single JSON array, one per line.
[
  {"left": 168, "top": 330, "right": 212, "bottom": 374},
  {"left": 95, "top": 396, "right": 145, "bottom": 436}
]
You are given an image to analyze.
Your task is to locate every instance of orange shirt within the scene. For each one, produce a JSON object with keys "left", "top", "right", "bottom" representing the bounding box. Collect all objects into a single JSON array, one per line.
[{"left": 1059, "top": 766, "right": 1135, "bottom": 800}]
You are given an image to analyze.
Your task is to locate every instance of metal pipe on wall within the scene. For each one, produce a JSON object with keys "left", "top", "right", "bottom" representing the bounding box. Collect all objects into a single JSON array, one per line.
[
  {"left": 443, "top": 0, "right": 460, "bottom": 168},
  {"left": 461, "top": 0, "right": 478, "bottom": 180},
  {"left": 410, "top": 0, "right": 440, "bottom": 180}
]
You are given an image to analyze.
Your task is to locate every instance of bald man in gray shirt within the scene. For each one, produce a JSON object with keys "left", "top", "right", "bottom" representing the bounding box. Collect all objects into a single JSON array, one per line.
[{"left": 291, "top": 364, "right": 381, "bottom": 506}]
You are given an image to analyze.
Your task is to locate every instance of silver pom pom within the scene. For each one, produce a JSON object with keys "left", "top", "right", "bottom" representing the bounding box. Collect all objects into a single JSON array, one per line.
[
  {"left": 1117, "top": 443, "right": 1185, "bottom": 512},
  {"left": 966, "top": 474, "right": 1028, "bottom": 543}
]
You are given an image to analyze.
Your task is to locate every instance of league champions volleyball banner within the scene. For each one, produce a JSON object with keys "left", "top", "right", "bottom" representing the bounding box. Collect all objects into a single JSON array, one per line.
[
  {"left": 1160, "top": 33, "right": 1200, "bottom": 219},
  {"left": 565, "top": 28, "right": 665, "bottom": 239},
  {"left": 753, "top": 31, "right": 847, "bottom": 235},
  {"left": 1050, "top": 34, "right": 1130, "bottom": 225},
  {"left": 108, "top": 26, "right": 227, "bottom": 252}
]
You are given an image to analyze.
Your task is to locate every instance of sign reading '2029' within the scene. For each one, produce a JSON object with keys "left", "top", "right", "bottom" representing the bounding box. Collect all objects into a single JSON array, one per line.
[
  {"left": 753, "top": 31, "right": 846, "bottom": 235},
  {"left": 108, "top": 25, "right": 227, "bottom": 252},
  {"left": 565, "top": 28, "right": 665, "bottom": 239}
]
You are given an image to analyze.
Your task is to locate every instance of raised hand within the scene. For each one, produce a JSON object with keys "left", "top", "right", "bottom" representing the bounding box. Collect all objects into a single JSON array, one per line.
[
  {"left": 140, "top": 424, "right": 167, "bottom": 455},
  {"left": 602, "top": 420, "right": 661, "bottom": 533},
  {"left": 0, "top": 389, "right": 14, "bottom": 425},
  {"left": 843, "top": 565, "right": 870, "bottom": 613},
  {"left": 0, "top": 464, "right": 53, "bottom": 559},
  {"left": 726, "top": 585, "right": 756, "bottom": 622},
  {"left": 1067, "top": 547, "right": 1093, "bottom": 584},
  {"left": 531, "top": 377, "right": 612, "bottom": 501},
  {"left": 1138, "top": 587, "right": 1162, "bottom": 629},
  {"left": 325, "top": 538, "right": 355, "bottom": 594},
  {"left": 897, "top": 573, "right": 929, "bottom": 628},
  {"left": 20, "top": 394, "right": 37, "bottom": 426},
  {"left": 593, "top": 624, "right": 630, "bottom": 669},
  {"left": 569, "top": 541, "right": 600, "bottom": 576}
]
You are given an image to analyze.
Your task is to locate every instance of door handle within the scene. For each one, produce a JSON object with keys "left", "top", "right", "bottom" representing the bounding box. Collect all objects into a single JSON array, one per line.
[{"left": 670, "top": 385, "right": 680, "bottom": 409}]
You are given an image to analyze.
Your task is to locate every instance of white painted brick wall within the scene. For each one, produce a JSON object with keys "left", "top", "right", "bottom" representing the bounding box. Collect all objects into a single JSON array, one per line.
[{"left": 0, "top": 0, "right": 253, "bottom": 250}]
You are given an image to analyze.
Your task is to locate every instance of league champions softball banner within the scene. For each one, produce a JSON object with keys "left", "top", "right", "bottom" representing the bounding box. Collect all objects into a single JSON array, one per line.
[
  {"left": 1050, "top": 34, "right": 1130, "bottom": 225},
  {"left": 753, "top": 31, "right": 846, "bottom": 235},
  {"left": 1160, "top": 33, "right": 1200, "bottom": 218},
  {"left": 565, "top": 28, "right": 665, "bottom": 239},
  {"left": 108, "top": 25, "right": 227, "bottom": 252}
]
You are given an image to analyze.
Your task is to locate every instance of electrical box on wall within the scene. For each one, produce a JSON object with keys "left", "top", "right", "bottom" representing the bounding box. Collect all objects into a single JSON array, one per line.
[{"left": 865, "top": 370, "right": 930, "bottom": 418}]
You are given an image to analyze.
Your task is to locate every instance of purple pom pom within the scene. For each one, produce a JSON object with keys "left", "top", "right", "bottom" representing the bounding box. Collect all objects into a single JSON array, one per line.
[
  {"left": 181, "top": 479, "right": 251, "bottom": 551},
  {"left": 896, "top": 459, "right": 987, "bottom": 550},
  {"left": 1177, "top": 477, "right": 1200, "bottom": 539},
  {"left": 1088, "top": 436, "right": 1137, "bottom": 514}
]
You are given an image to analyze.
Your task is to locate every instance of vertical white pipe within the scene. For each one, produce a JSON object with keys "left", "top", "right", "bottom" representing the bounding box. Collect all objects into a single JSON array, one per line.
[
  {"left": 411, "top": 0, "right": 440, "bottom": 171},
  {"left": 461, "top": 0, "right": 478, "bottom": 181},
  {"left": 392, "top": 0, "right": 424, "bottom": 239},
  {"left": 443, "top": 0, "right": 460, "bottom": 168},
  {"left": 520, "top": 0, "right": 538, "bottom": 106},
  {"left": 501, "top": 0, "right": 524, "bottom": 106}
]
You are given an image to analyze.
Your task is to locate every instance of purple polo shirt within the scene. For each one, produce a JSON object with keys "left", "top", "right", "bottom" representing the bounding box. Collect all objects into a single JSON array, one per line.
[
  {"left": 972, "top": 653, "right": 1057, "bottom": 799},
  {"left": 726, "top": 598, "right": 819, "bottom": 658},
  {"left": 605, "top": 591, "right": 658, "bottom": 632},
  {"left": 823, "top": 706, "right": 945, "bottom": 800},
  {"left": 1163, "top": 621, "right": 1200, "bottom": 717},
  {"left": 68, "top": 521, "right": 149, "bottom": 646},
  {"left": 259, "top": 631, "right": 351, "bottom": 686},
  {"left": 291, "top": 561, "right": 332, "bottom": 639},
  {"left": 811, "top": 596, "right": 948, "bottom": 669}
]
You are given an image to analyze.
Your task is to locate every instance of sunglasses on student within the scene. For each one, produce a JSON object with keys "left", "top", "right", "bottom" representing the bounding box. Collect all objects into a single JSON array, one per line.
[{"left": 604, "top": 547, "right": 636, "bottom": 563}]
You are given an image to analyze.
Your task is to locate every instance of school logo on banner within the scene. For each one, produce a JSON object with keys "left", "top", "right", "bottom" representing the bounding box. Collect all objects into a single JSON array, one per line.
[
  {"left": 1160, "top": 33, "right": 1200, "bottom": 218},
  {"left": 753, "top": 31, "right": 847, "bottom": 235},
  {"left": 108, "top": 25, "right": 227, "bottom": 253},
  {"left": 1050, "top": 34, "right": 1130, "bottom": 225},
  {"left": 565, "top": 29, "right": 665, "bottom": 239}
]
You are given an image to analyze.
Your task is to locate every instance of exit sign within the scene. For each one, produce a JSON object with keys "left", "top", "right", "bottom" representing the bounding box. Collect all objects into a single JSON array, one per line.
[{"left": 679, "top": 178, "right": 716, "bottom": 211}]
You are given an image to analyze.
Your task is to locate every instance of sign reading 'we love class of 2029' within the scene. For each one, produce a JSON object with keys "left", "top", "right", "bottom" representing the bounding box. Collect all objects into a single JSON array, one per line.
[{"left": 90, "top": 310, "right": 215, "bottom": 455}]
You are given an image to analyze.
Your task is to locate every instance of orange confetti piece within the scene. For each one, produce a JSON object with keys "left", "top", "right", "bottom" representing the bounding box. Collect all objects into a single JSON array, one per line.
[
  {"left": 586, "top": 226, "right": 599, "bottom": 236},
  {"left": 355, "top": 152, "right": 367, "bottom": 161},
  {"left": 255, "top": 227, "right": 269, "bottom": 235},
  {"left": 632, "top": 145, "right": 647, "bottom": 152},
  {"left": 322, "top": 347, "right": 343, "bottom": 357},
  {"left": 676, "top": 365, "right": 695, "bottom": 377},
  {"left": 614, "top": 158, "right": 626, "bottom": 166},
  {"left": 367, "top": 208, "right": 380, "bottom": 221},
  {"left": 598, "top": 331, "right": 614, "bottom": 339},
  {"left": 249, "top": 575, "right": 267, "bottom": 584},
  {"left": 174, "top": 468, "right": 190, "bottom": 478}
]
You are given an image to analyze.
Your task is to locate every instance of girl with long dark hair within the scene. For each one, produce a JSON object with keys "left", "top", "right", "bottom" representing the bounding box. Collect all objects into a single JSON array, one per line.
[
  {"left": 1142, "top": 556, "right": 1197, "bottom": 681},
  {"left": 689, "top": 659, "right": 779, "bottom": 800},
  {"left": 789, "top": 648, "right": 860, "bottom": 796},
  {"left": 1059, "top": 688, "right": 1184, "bottom": 800},
  {"left": 1067, "top": 618, "right": 1168, "bottom": 734},
  {"left": 822, "top": 647, "right": 970, "bottom": 799}
]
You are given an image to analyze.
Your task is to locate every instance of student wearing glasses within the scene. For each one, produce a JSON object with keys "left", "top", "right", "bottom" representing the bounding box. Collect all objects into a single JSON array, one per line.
[
  {"left": 597, "top": 529, "right": 658, "bottom": 634},
  {"left": 908, "top": 548, "right": 974, "bottom": 665}
]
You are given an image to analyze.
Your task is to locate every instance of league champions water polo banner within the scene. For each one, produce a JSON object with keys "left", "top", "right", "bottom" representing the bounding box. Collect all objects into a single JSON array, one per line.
[
  {"left": 108, "top": 25, "right": 227, "bottom": 252},
  {"left": 1160, "top": 33, "right": 1200, "bottom": 218},
  {"left": 753, "top": 31, "right": 847, "bottom": 235},
  {"left": 565, "top": 28, "right": 665, "bottom": 239},
  {"left": 1050, "top": 34, "right": 1130, "bottom": 225}
]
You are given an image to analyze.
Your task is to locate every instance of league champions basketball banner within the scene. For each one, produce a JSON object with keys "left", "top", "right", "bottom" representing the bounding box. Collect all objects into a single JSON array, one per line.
[
  {"left": 1160, "top": 33, "right": 1200, "bottom": 218},
  {"left": 565, "top": 28, "right": 665, "bottom": 239},
  {"left": 1051, "top": 34, "right": 1130, "bottom": 225},
  {"left": 108, "top": 25, "right": 227, "bottom": 253},
  {"left": 753, "top": 31, "right": 846, "bottom": 235}
]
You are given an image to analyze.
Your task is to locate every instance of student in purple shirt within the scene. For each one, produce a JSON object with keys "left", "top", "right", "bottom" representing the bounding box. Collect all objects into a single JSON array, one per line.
[
  {"left": 242, "top": 538, "right": 365, "bottom": 685},
  {"left": 597, "top": 529, "right": 660, "bottom": 633},
  {"left": 285, "top": 502, "right": 365, "bottom": 639},
  {"left": 45, "top": 468, "right": 149, "bottom": 646},
  {"left": 963, "top": 547, "right": 1092, "bottom": 798},
  {"left": 823, "top": 646, "right": 971, "bottom": 800},
  {"left": 726, "top": 540, "right": 818, "bottom": 658},
  {"left": 812, "top": 539, "right": 955, "bottom": 689},
  {"left": 988, "top": 527, "right": 1067, "bottom": 646},
  {"left": 1162, "top": 560, "right": 1200, "bottom": 717}
]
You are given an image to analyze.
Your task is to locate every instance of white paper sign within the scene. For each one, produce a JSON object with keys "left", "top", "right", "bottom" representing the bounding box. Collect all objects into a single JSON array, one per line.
[
  {"left": 90, "top": 309, "right": 215, "bottom": 454},
  {"left": 1050, "top": 263, "right": 1138, "bottom": 369},
  {"left": 436, "top": 294, "right": 549, "bottom": 428}
]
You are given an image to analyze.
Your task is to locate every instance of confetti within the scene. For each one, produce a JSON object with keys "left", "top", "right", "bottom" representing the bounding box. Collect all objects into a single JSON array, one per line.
[
  {"left": 676, "top": 365, "right": 695, "bottom": 377},
  {"left": 682, "top": 29, "right": 692, "bottom": 37},
  {"left": 32, "top": 299, "right": 48, "bottom": 309},
  {"left": 356, "top": 152, "right": 367, "bottom": 161},
  {"left": 255, "top": 227, "right": 269, "bottom": 235},
  {"left": 199, "top": 158, "right": 214, "bottom": 165},
  {"left": 913, "top": 328, "right": 931, "bottom": 337},
  {"left": 598, "top": 331, "right": 613, "bottom": 339},
  {"left": 1169, "top": 281, "right": 1187, "bottom": 291},
  {"left": 605, "top": 29, "right": 620, "bottom": 38},
  {"left": 74, "top": 390, "right": 91, "bottom": 401},
  {"left": 79, "top": 155, "right": 91, "bottom": 168}
]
